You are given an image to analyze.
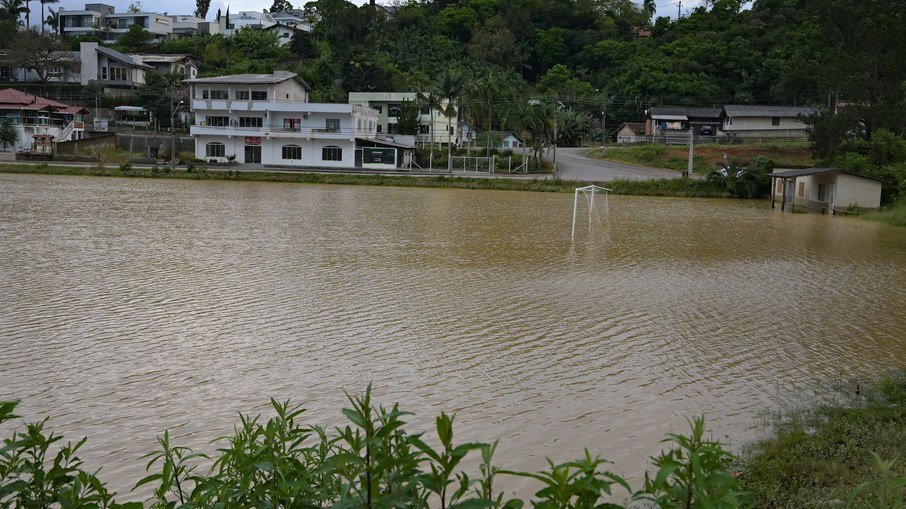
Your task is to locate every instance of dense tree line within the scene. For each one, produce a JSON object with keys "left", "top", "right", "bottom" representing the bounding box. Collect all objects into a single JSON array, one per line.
[{"left": 1, "top": 0, "right": 904, "bottom": 201}]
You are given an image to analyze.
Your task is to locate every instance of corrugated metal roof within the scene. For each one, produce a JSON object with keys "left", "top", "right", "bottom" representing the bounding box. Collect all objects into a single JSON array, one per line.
[
  {"left": 648, "top": 106, "right": 721, "bottom": 119},
  {"left": 724, "top": 105, "right": 817, "bottom": 118},
  {"left": 770, "top": 167, "right": 884, "bottom": 181},
  {"left": 186, "top": 71, "right": 311, "bottom": 90}
]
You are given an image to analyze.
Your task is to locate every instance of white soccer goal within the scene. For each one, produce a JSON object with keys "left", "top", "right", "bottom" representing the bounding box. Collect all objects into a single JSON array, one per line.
[{"left": 571, "top": 185, "right": 611, "bottom": 241}]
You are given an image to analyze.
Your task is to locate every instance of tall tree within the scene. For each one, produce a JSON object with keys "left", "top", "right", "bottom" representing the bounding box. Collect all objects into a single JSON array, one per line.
[
  {"left": 9, "top": 29, "right": 76, "bottom": 88},
  {"left": 268, "top": 0, "right": 292, "bottom": 13},
  {"left": 38, "top": 0, "right": 55, "bottom": 32},
  {"left": 44, "top": 6, "right": 57, "bottom": 33},
  {"left": 195, "top": 0, "right": 210, "bottom": 19},
  {"left": 436, "top": 67, "right": 468, "bottom": 171}
]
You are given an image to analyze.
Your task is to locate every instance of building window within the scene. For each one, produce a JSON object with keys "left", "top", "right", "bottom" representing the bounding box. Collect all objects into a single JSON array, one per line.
[
  {"left": 239, "top": 117, "right": 262, "bottom": 127},
  {"left": 771, "top": 117, "right": 780, "bottom": 126},
  {"left": 251, "top": 91, "right": 267, "bottom": 100},
  {"left": 419, "top": 125, "right": 430, "bottom": 134},
  {"left": 210, "top": 90, "right": 228, "bottom": 99},
  {"left": 388, "top": 104, "right": 401, "bottom": 117},
  {"left": 283, "top": 118, "right": 301, "bottom": 130},
  {"left": 798, "top": 182, "right": 805, "bottom": 197},
  {"left": 325, "top": 118, "right": 340, "bottom": 132},
  {"left": 201, "top": 89, "right": 208, "bottom": 99},
  {"left": 372, "top": 105, "right": 382, "bottom": 113},
  {"left": 282, "top": 145, "right": 301, "bottom": 160},
  {"left": 235, "top": 90, "right": 249, "bottom": 100},
  {"left": 775, "top": 179, "right": 783, "bottom": 193},
  {"left": 420, "top": 105, "right": 430, "bottom": 115},
  {"left": 376, "top": 124, "right": 382, "bottom": 133},
  {"left": 206, "top": 116, "right": 229, "bottom": 127},
  {"left": 322, "top": 146, "right": 342, "bottom": 161},
  {"left": 817, "top": 183, "right": 827, "bottom": 201},
  {"left": 387, "top": 123, "right": 398, "bottom": 134},
  {"left": 206, "top": 142, "right": 225, "bottom": 157}
]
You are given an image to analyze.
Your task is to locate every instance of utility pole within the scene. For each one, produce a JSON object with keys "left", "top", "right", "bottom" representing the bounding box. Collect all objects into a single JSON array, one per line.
[
  {"left": 677, "top": 1, "right": 682, "bottom": 19},
  {"left": 601, "top": 96, "right": 607, "bottom": 155},
  {"left": 553, "top": 97, "right": 559, "bottom": 179},
  {"left": 687, "top": 126, "right": 694, "bottom": 177},
  {"left": 171, "top": 100, "right": 184, "bottom": 171}
]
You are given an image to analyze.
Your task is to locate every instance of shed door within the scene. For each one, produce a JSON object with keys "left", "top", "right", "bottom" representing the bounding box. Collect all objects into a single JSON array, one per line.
[{"left": 828, "top": 184, "right": 836, "bottom": 215}]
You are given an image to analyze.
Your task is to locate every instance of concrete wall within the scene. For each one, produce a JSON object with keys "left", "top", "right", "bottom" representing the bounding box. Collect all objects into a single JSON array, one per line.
[
  {"left": 56, "top": 132, "right": 116, "bottom": 154},
  {"left": 836, "top": 173, "right": 882, "bottom": 210},
  {"left": 117, "top": 133, "right": 194, "bottom": 157}
]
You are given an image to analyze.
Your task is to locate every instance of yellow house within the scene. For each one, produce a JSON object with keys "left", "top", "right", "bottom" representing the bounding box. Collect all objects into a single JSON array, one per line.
[{"left": 770, "top": 167, "right": 883, "bottom": 213}]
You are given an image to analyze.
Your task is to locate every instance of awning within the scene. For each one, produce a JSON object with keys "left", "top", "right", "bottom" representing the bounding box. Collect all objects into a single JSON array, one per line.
[{"left": 651, "top": 114, "right": 687, "bottom": 121}]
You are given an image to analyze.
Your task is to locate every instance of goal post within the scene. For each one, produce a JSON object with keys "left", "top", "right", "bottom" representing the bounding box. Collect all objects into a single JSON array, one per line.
[{"left": 571, "top": 185, "right": 612, "bottom": 241}]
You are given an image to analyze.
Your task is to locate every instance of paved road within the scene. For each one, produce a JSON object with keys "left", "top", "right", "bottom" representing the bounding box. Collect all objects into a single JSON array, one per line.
[{"left": 552, "top": 147, "right": 678, "bottom": 182}]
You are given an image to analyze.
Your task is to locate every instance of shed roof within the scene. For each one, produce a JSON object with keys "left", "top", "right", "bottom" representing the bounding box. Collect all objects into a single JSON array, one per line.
[
  {"left": 770, "top": 167, "right": 884, "bottom": 182},
  {"left": 648, "top": 106, "right": 721, "bottom": 119},
  {"left": 724, "top": 105, "right": 817, "bottom": 118},
  {"left": 619, "top": 122, "right": 645, "bottom": 134}
]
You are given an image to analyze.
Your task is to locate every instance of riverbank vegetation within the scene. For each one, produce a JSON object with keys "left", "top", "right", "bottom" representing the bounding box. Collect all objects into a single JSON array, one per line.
[
  {"left": 0, "top": 163, "right": 738, "bottom": 198},
  {"left": 3, "top": 374, "right": 906, "bottom": 508}
]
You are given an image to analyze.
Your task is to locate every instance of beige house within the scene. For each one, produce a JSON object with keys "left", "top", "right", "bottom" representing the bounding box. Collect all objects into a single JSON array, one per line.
[
  {"left": 770, "top": 168, "right": 883, "bottom": 213},
  {"left": 721, "top": 105, "right": 816, "bottom": 140}
]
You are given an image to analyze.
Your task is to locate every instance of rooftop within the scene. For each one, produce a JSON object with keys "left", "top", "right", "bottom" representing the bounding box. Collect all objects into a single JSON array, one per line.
[
  {"left": 724, "top": 105, "right": 817, "bottom": 117},
  {"left": 770, "top": 167, "right": 884, "bottom": 181},
  {"left": 186, "top": 71, "right": 311, "bottom": 90}
]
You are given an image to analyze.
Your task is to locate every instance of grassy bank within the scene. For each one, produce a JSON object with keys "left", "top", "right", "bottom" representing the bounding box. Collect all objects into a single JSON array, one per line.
[
  {"left": 0, "top": 162, "right": 736, "bottom": 198},
  {"left": 740, "top": 372, "right": 906, "bottom": 508},
  {"left": 864, "top": 199, "right": 906, "bottom": 228},
  {"left": 590, "top": 142, "right": 815, "bottom": 173}
]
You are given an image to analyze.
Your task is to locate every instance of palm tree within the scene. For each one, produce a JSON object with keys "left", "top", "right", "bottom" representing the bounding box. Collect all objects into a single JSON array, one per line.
[
  {"left": 1, "top": 0, "right": 28, "bottom": 24},
  {"left": 436, "top": 67, "right": 467, "bottom": 172},
  {"left": 44, "top": 6, "right": 57, "bottom": 33},
  {"left": 39, "top": 0, "right": 56, "bottom": 32},
  {"left": 642, "top": 0, "right": 656, "bottom": 22}
]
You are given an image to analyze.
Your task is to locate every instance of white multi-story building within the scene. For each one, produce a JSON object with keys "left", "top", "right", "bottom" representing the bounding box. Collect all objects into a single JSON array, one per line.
[
  {"left": 347, "top": 92, "right": 461, "bottom": 146},
  {"left": 59, "top": 3, "right": 177, "bottom": 42},
  {"left": 187, "top": 71, "right": 381, "bottom": 168}
]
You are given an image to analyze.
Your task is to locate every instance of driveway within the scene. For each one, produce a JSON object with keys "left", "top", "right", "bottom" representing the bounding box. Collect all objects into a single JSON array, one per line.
[{"left": 552, "top": 147, "right": 678, "bottom": 182}]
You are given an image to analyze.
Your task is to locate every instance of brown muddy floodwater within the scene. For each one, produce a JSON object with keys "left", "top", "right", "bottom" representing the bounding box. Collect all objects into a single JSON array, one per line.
[{"left": 1, "top": 173, "right": 906, "bottom": 501}]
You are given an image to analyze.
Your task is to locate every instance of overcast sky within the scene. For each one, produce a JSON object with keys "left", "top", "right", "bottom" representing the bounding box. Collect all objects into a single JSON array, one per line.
[{"left": 51, "top": 0, "right": 708, "bottom": 21}]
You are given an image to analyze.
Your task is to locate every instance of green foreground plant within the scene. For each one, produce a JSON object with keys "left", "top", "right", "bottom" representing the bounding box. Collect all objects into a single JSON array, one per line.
[{"left": 4, "top": 378, "right": 906, "bottom": 509}]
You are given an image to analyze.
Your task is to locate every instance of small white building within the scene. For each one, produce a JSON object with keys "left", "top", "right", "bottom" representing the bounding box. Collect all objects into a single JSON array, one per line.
[
  {"left": 770, "top": 167, "right": 883, "bottom": 213},
  {"left": 187, "top": 71, "right": 381, "bottom": 168},
  {"left": 616, "top": 122, "right": 645, "bottom": 144},
  {"left": 210, "top": 11, "right": 277, "bottom": 36}
]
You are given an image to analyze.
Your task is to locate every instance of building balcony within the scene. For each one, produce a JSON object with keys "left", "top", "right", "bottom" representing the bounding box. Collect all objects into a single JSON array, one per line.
[{"left": 190, "top": 124, "right": 357, "bottom": 140}]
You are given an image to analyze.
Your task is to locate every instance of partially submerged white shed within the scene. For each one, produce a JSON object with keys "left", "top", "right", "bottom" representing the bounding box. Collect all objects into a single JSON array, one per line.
[{"left": 770, "top": 167, "right": 883, "bottom": 213}]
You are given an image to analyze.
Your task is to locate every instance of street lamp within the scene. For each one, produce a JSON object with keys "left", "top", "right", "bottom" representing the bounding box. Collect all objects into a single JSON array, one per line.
[{"left": 171, "top": 100, "right": 184, "bottom": 171}]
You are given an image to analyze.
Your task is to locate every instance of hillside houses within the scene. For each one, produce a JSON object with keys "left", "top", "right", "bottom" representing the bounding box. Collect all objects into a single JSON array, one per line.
[{"left": 644, "top": 105, "right": 817, "bottom": 143}]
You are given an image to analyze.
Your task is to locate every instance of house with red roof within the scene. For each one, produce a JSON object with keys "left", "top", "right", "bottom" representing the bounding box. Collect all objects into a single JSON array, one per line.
[{"left": 0, "top": 89, "right": 88, "bottom": 151}]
